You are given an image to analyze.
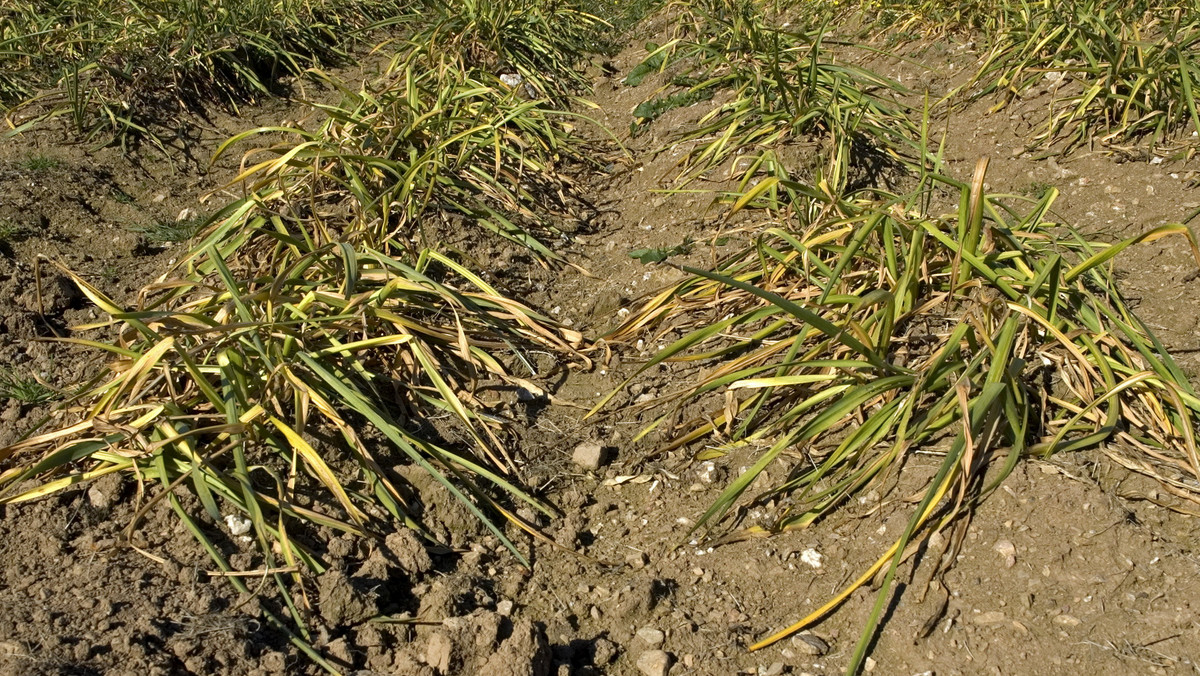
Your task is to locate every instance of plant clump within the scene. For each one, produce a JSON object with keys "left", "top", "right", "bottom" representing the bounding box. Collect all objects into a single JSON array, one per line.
[
  {"left": 621, "top": 0, "right": 917, "bottom": 202},
  {"left": 594, "top": 157, "right": 1200, "bottom": 671},
  {"left": 0, "top": 0, "right": 611, "bottom": 668},
  {"left": 1, "top": 0, "right": 415, "bottom": 145}
]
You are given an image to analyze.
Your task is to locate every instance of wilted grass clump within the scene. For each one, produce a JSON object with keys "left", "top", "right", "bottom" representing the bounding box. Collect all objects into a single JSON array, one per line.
[
  {"left": 822, "top": 0, "right": 996, "bottom": 36},
  {"left": 0, "top": 1, "right": 610, "bottom": 667},
  {"left": 216, "top": 8, "right": 609, "bottom": 262},
  {"left": 594, "top": 160, "right": 1200, "bottom": 671},
  {"left": 0, "top": 231, "right": 586, "bottom": 665},
  {"left": 624, "top": 0, "right": 915, "bottom": 194},
  {"left": 0, "top": 0, "right": 608, "bottom": 564},
  {"left": 129, "top": 213, "right": 210, "bottom": 243},
  {"left": 771, "top": 0, "right": 1200, "bottom": 151},
  {"left": 1, "top": 0, "right": 414, "bottom": 144},
  {"left": 961, "top": 0, "right": 1200, "bottom": 151},
  {"left": 408, "top": 0, "right": 605, "bottom": 100}
]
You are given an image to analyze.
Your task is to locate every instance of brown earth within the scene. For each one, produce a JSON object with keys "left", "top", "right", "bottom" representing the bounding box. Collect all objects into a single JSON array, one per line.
[{"left": 2, "top": 15, "right": 1200, "bottom": 676}]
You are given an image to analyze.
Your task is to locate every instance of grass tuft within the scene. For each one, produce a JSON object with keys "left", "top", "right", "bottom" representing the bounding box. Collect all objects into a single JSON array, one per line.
[
  {"left": 0, "top": 220, "right": 28, "bottom": 243},
  {"left": 129, "top": 214, "right": 209, "bottom": 244},
  {"left": 19, "top": 155, "right": 61, "bottom": 172},
  {"left": 0, "top": 368, "right": 58, "bottom": 404}
]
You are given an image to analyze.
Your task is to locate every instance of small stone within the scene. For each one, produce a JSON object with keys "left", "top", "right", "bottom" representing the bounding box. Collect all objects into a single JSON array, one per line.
[
  {"left": 626, "top": 551, "right": 648, "bottom": 569},
  {"left": 791, "top": 633, "right": 829, "bottom": 656},
  {"left": 760, "top": 662, "right": 785, "bottom": 676},
  {"left": 972, "top": 611, "right": 1007, "bottom": 625},
  {"left": 87, "top": 486, "right": 111, "bottom": 511},
  {"left": 864, "top": 657, "right": 877, "bottom": 672},
  {"left": 799, "top": 549, "right": 823, "bottom": 568},
  {"left": 636, "top": 627, "right": 665, "bottom": 647},
  {"left": 993, "top": 539, "right": 1016, "bottom": 568},
  {"left": 636, "top": 649, "right": 673, "bottom": 676},
  {"left": 572, "top": 442, "right": 608, "bottom": 470},
  {"left": 1054, "top": 614, "right": 1081, "bottom": 627},
  {"left": 496, "top": 599, "right": 514, "bottom": 616},
  {"left": 223, "top": 514, "right": 252, "bottom": 537}
]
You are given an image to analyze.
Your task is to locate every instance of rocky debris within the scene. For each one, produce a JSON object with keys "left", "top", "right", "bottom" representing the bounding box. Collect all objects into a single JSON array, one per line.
[
  {"left": 635, "top": 626, "right": 665, "bottom": 647},
  {"left": 1054, "top": 613, "right": 1082, "bottom": 627},
  {"left": 636, "top": 649, "right": 673, "bottom": 676},
  {"left": 626, "top": 550, "right": 649, "bottom": 569},
  {"left": 799, "top": 548, "right": 823, "bottom": 568},
  {"left": 972, "top": 611, "right": 1007, "bottom": 625},
  {"left": 572, "top": 441, "right": 609, "bottom": 470},
  {"left": 993, "top": 539, "right": 1017, "bottom": 568},
  {"left": 791, "top": 632, "right": 830, "bottom": 656}
]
